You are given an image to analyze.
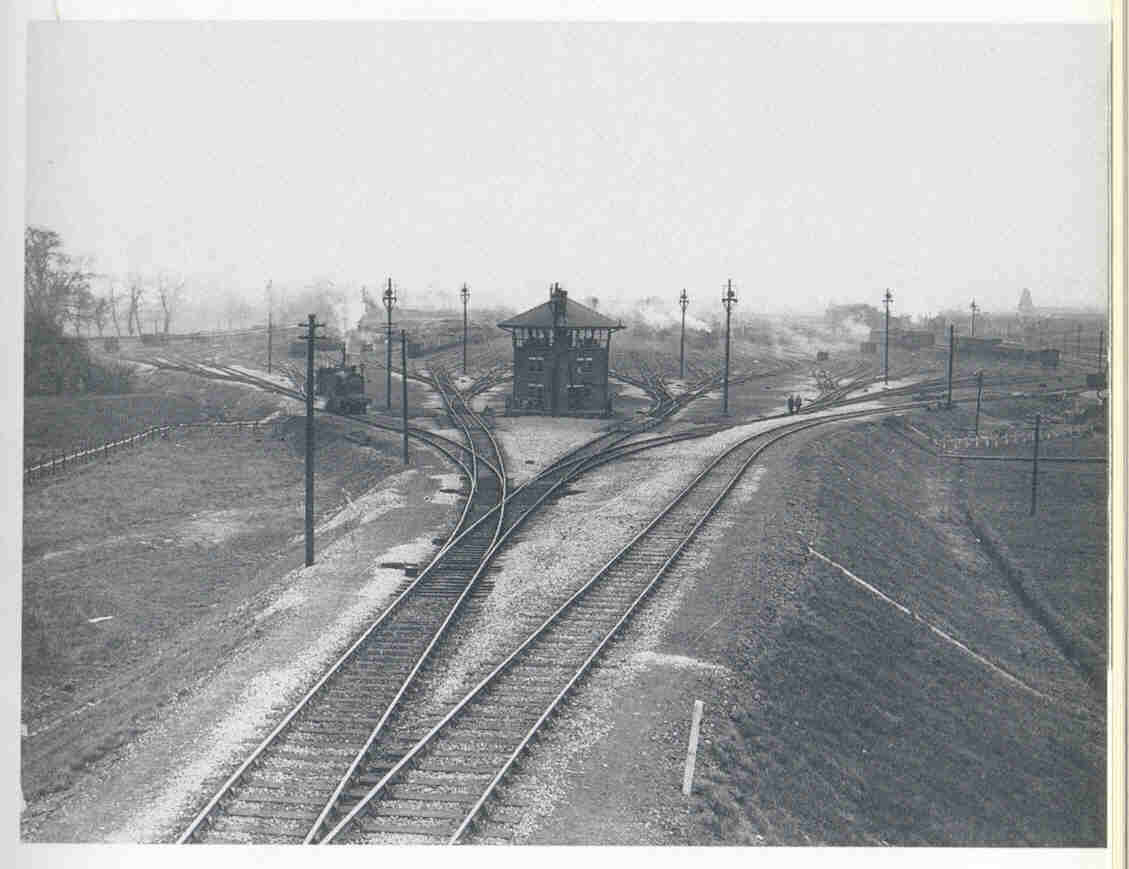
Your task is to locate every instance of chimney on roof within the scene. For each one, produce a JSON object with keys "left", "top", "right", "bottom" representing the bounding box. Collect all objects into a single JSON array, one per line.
[{"left": 550, "top": 282, "right": 568, "bottom": 327}]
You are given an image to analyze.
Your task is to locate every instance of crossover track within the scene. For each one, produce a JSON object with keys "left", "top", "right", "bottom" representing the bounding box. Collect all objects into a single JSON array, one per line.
[
  {"left": 316, "top": 401, "right": 931, "bottom": 845},
  {"left": 132, "top": 355, "right": 481, "bottom": 471},
  {"left": 175, "top": 364, "right": 737, "bottom": 844},
  {"left": 166, "top": 351, "right": 940, "bottom": 845},
  {"left": 177, "top": 374, "right": 507, "bottom": 844}
]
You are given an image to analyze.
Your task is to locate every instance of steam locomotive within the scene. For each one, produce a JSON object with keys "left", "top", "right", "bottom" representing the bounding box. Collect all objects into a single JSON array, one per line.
[{"left": 315, "top": 365, "right": 371, "bottom": 414}]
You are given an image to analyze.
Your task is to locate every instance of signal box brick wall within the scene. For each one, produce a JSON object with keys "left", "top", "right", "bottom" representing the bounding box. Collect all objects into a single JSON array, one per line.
[
  {"left": 512, "top": 336, "right": 610, "bottom": 414},
  {"left": 499, "top": 287, "right": 624, "bottom": 417}
]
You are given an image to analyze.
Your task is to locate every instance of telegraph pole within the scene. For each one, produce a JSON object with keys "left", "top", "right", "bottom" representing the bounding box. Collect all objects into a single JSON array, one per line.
[
  {"left": 1098, "top": 328, "right": 1105, "bottom": 374},
  {"left": 721, "top": 280, "right": 737, "bottom": 415},
  {"left": 266, "top": 280, "right": 273, "bottom": 374},
  {"left": 383, "top": 278, "right": 396, "bottom": 411},
  {"left": 299, "top": 313, "right": 324, "bottom": 566},
  {"left": 460, "top": 283, "right": 470, "bottom": 375},
  {"left": 946, "top": 324, "right": 955, "bottom": 409},
  {"left": 974, "top": 370, "right": 984, "bottom": 437},
  {"left": 1077, "top": 323, "right": 1082, "bottom": 359},
  {"left": 970, "top": 299, "right": 979, "bottom": 337},
  {"left": 679, "top": 289, "right": 689, "bottom": 380},
  {"left": 1030, "top": 414, "right": 1041, "bottom": 516},
  {"left": 401, "top": 329, "right": 409, "bottom": 464},
  {"left": 882, "top": 289, "right": 893, "bottom": 385}
]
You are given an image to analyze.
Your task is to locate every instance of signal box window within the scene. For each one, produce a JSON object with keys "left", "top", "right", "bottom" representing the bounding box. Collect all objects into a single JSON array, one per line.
[{"left": 529, "top": 356, "right": 545, "bottom": 373}]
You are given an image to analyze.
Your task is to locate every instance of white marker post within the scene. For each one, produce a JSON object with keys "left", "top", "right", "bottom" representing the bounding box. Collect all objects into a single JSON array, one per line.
[{"left": 682, "top": 700, "right": 705, "bottom": 796}]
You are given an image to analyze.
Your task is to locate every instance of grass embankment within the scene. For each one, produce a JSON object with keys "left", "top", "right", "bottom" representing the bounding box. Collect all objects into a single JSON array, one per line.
[
  {"left": 22, "top": 413, "right": 401, "bottom": 802},
  {"left": 23, "top": 369, "right": 288, "bottom": 461},
  {"left": 693, "top": 420, "right": 1105, "bottom": 845},
  {"left": 958, "top": 437, "right": 1107, "bottom": 687}
]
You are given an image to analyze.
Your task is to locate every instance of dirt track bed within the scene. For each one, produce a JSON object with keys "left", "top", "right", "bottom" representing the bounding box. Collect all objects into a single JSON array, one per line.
[{"left": 21, "top": 414, "right": 404, "bottom": 805}]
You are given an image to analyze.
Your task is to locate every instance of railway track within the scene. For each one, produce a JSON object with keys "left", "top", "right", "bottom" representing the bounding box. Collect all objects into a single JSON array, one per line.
[
  {"left": 315, "top": 400, "right": 932, "bottom": 845},
  {"left": 134, "top": 355, "right": 486, "bottom": 471},
  {"left": 162, "top": 347, "right": 1045, "bottom": 845},
  {"left": 174, "top": 360, "right": 730, "bottom": 844},
  {"left": 176, "top": 374, "right": 507, "bottom": 844}
]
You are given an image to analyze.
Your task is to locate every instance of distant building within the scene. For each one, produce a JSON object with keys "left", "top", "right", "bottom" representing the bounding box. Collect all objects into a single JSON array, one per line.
[{"left": 498, "top": 285, "right": 625, "bottom": 416}]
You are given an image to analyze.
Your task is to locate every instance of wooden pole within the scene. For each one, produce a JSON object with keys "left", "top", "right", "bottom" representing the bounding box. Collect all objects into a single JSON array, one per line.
[
  {"left": 386, "top": 279, "right": 394, "bottom": 411},
  {"left": 722, "top": 280, "right": 736, "bottom": 415},
  {"left": 946, "top": 325, "right": 955, "bottom": 409},
  {"left": 305, "top": 313, "right": 317, "bottom": 566},
  {"left": 1030, "top": 414, "right": 1041, "bottom": 516},
  {"left": 884, "top": 296, "right": 890, "bottom": 384},
  {"left": 401, "top": 329, "right": 409, "bottom": 465},
  {"left": 679, "top": 289, "right": 688, "bottom": 380},
  {"left": 682, "top": 700, "right": 704, "bottom": 796},
  {"left": 462, "top": 283, "right": 469, "bottom": 375},
  {"left": 974, "top": 370, "right": 984, "bottom": 437},
  {"left": 723, "top": 302, "right": 731, "bottom": 414}
]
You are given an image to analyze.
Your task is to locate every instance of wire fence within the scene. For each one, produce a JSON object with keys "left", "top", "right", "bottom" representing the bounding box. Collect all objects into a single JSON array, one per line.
[{"left": 24, "top": 419, "right": 280, "bottom": 484}]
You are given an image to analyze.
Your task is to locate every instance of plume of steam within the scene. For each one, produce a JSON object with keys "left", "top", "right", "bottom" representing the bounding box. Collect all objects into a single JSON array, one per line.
[{"left": 599, "top": 295, "right": 711, "bottom": 333}]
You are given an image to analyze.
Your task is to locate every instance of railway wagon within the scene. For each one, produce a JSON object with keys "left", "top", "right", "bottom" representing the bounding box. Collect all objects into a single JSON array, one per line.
[
  {"left": 995, "top": 342, "right": 1028, "bottom": 362},
  {"left": 289, "top": 339, "right": 345, "bottom": 358},
  {"left": 315, "top": 365, "right": 371, "bottom": 414},
  {"left": 897, "top": 330, "right": 935, "bottom": 349}
]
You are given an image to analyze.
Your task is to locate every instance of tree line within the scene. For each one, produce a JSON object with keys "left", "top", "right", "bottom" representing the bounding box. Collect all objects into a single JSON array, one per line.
[
  {"left": 24, "top": 226, "right": 144, "bottom": 395},
  {"left": 27, "top": 226, "right": 187, "bottom": 340}
]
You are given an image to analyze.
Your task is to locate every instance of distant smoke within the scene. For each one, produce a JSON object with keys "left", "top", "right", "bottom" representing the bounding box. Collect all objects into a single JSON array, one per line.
[
  {"left": 600, "top": 295, "right": 711, "bottom": 333},
  {"left": 755, "top": 315, "right": 871, "bottom": 357},
  {"left": 332, "top": 286, "right": 364, "bottom": 335},
  {"left": 839, "top": 315, "right": 871, "bottom": 341}
]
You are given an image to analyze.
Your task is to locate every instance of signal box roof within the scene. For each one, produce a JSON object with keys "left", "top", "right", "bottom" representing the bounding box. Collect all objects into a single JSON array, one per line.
[{"left": 497, "top": 295, "right": 624, "bottom": 331}]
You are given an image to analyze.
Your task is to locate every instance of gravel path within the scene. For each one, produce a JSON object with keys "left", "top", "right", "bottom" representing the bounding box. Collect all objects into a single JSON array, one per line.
[{"left": 492, "top": 416, "right": 611, "bottom": 485}]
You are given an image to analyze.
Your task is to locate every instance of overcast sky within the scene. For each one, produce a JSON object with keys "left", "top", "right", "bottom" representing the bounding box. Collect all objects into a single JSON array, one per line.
[{"left": 26, "top": 21, "right": 1110, "bottom": 318}]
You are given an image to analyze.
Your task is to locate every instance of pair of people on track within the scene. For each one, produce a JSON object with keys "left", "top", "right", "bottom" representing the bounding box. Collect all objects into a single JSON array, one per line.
[{"left": 787, "top": 394, "right": 803, "bottom": 414}]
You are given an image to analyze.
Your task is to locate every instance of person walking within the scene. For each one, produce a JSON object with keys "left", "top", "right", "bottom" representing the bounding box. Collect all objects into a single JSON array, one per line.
[{"left": 787, "top": 395, "right": 795, "bottom": 415}]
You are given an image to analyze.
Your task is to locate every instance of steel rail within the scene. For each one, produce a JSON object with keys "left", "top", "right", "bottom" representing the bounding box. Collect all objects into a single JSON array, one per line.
[
  {"left": 177, "top": 353, "right": 934, "bottom": 843},
  {"left": 446, "top": 403, "right": 942, "bottom": 843},
  {"left": 319, "top": 400, "right": 932, "bottom": 844},
  {"left": 175, "top": 376, "right": 503, "bottom": 844},
  {"left": 298, "top": 372, "right": 508, "bottom": 844},
  {"left": 141, "top": 353, "right": 483, "bottom": 470}
]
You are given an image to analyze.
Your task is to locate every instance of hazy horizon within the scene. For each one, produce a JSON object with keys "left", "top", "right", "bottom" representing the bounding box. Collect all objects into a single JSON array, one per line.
[{"left": 26, "top": 21, "right": 1111, "bottom": 325}]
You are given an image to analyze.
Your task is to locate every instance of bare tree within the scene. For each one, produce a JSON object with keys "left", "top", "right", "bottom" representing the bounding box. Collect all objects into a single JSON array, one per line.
[
  {"left": 25, "top": 227, "right": 93, "bottom": 329},
  {"left": 126, "top": 275, "right": 145, "bottom": 336},
  {"left": 91, "top": 297, "right": 109, "bottom": 336},
  {"left": 61, "top": 282, "right": 96, "bottom": 336},
  {"left": 106, "top": 282, "right": 123, "bottom": 336},
  {"left": 155, "top": 271, "right": 186, "bottom": 334}
]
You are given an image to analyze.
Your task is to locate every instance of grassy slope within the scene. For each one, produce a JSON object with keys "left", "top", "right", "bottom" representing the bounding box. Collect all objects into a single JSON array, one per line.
[
  {"left": 21, "top": 415, "right": 401, "bottom": 800},
  {"left": 23, "top": 370, "right": 287, "bottom": 460},
  {"left": 693, "top": 421, "right": 1104, "bottom": 845}
]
